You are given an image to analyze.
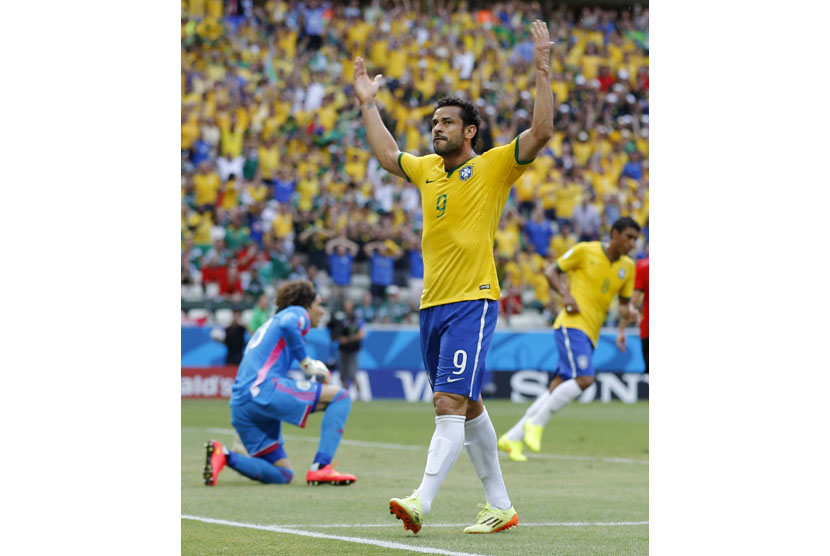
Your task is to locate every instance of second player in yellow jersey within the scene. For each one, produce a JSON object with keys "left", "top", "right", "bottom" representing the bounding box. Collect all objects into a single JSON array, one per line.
[
  {"left": 552, "top": 240, "right": 635, "bottom": 345},
  {"left": 498, "top": 217, "right": 642, "bottom": 462}
]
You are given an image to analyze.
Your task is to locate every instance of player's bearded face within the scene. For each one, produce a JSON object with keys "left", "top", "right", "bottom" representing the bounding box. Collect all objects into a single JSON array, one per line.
[
  {"left": 433, "top": 129, "right": 464, "bottom": 155},
  {"left": 431, "top": 106, "right": 468, "bottom": 156}
]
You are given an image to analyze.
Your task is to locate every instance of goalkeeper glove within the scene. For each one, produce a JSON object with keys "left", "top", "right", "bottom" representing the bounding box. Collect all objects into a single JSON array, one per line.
[{"left": 300, "top": 357, "right": 331, "bottom": 384}]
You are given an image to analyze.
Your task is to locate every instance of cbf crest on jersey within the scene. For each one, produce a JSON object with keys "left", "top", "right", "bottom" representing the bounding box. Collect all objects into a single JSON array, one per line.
[
  {"left": 618, "top": 268, "right": 626, "bottom": 279},
  {"left": 459, "top": 165, "right": 473, "bottom": 181}
]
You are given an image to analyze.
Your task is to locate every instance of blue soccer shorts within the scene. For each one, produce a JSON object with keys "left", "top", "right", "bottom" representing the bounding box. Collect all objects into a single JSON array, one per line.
[
  {"left": 419, "top": 299, "right": 498, "bottom": 400},
  {"left": 230, "top": 376, "right": 322, "bottom": 457},
  {"left": 553, "top": 327, "right": 596, "bottom": 380}
]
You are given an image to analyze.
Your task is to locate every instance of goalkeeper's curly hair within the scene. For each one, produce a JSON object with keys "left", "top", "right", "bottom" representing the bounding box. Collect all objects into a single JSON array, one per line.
[{"left": 275, "top": 279, "right": 317, "bottom": 312}]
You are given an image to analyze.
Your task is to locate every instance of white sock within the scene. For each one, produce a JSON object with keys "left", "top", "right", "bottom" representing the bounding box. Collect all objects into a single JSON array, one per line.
[
  {"left": 416, "top": 414, "right": 466, "bottom": 515},
  {"left": 464, "top": 408, "right": 512, "bottom": 510},
  {"left": 529, "top": 379, "right": 583, "bottom": 428},
  {"left": 505, "top": 391, "right": 552, "bottom": 441}
]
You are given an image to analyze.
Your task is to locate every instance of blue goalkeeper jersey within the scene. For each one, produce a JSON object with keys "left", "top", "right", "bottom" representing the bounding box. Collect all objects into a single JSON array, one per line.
[{"left": 230, "top": 305, "right": 312, "bottom": 406}]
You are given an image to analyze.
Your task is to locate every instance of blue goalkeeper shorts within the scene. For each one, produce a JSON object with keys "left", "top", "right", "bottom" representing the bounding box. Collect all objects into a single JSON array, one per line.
[
  {"left": 419, "top": 299, "right": 498, "bottom": 400},
  {"left": 230, "top": 376, "right": 322, "bottom": 457},
  {"left": 553, "top": 327, "right": 595, "bottom": 380}
]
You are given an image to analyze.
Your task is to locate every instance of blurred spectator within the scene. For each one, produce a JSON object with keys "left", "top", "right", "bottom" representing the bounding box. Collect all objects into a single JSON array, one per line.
[
  {"left": 217, "top": 151, "right": 244, "bottom": 183},
  {"left": 355, "top": 291, "right": 377, "bottom": 324},
  {"left": 224, "top": 309, "right": 247, "bottom": 365},
  {"left": 219, "top": 173, "right": 242, "bottom": 211},
  {"left": 603, "top": 193, "right": 622, "bottom": 227},
  {"left": 499, "top": 279, "right": 524, "bottom": 325},
  {"left": 287, "top": 254, "right": 308, "bottom": 281},
  {"left": 244, "top": 270, "right": 265, "bottom": 302},
  {"left": 406, "top": 241, "right": 424, "bottom": 306},
  {"left": 234, "top": 242, "right": 261, "bottom": 276},
  {"left": 182, "top": 254, "right": 197, "bottom": 285},
  {"left": 190, "top": 131, "right": 213, "bottom": 166},
  {"left": 364, "top": 240, "right": 403, "bottom": 304},
  {"left": 298, "top": 0, "right": 330, "bottom": 54},
  {"left": 258, "top": 237, "right": 291, "bottom": 285},
  {"left": 193, "top": 161, "right": 221, "bottom": 209},
  {"left": 273, "top": 167, "right": 297, "bottom": 202},
  {"left": 224, "top": 210, "right": 251, "bottom": 252},
  {"left": 523, "top": 207, "right": 555, "bottom": 258},
  {"left": 327, "top": 298, "right": 365, "bottom": 398},
  {"left": 377, "top": 285, "right": 411, "bottom": 324},
  {"left": 247, "top": 293, "right": 272, "bottom": 335},
  {"left": 514, "top": 174, "right": 537, "bottom": 219},
  {"left": 572, "top": 196, "right": 602, "bottom": 241},
  {"left": 201, "top": 251, "right": 227, "bottom": 294},
  {"left": 550, "top": 222, "right": 578, "bottom": 259},
  {"left": 622, "top": 151, "right": 644, "bottom": 180},
  {"left": 326, "top": 234, "right": 359, "bottom": 310},
  {"left": 219, "top": 261, "right": 245, "bottom": 301}
]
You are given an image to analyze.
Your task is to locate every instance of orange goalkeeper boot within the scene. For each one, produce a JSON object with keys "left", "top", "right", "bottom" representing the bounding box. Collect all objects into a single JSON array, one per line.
[
  {"left": 203, "top": 440, "right": 227, "bottom": 486},
  {"left": 306, "top": 464, "right": 357, "bottom": 485}
]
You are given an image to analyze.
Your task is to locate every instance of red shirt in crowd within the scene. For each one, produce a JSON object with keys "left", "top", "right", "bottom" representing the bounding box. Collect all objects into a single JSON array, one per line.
[{"left": 634, "top": 257, "right": 649, "bottom": 338}]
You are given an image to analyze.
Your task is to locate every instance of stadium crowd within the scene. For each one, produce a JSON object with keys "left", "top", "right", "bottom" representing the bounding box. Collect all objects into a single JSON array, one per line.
[{"left": 181, "top": 0, "right": 649, "bottom": 328}]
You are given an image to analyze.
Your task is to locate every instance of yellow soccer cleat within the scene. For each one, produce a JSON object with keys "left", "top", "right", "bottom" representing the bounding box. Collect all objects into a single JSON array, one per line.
[
  {"left": 497, "top": 434, "right": 528, "bottom": 462},
  {"left": 523, "top": 421, "right": 544, "bottom": 453},
  {"left": 389, "top": 491, "right": 424, "bottom": 534},
  {"left": 463, "top": 503, "right": 519, "bottom": 534}
]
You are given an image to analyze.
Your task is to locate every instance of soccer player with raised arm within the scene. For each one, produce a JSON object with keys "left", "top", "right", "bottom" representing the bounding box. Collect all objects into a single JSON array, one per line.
[
  {"left": 353, "top": 20, "right": 554, "bottom": 535},
  {"left": 203, "top": 279, "right": 357, "bottom": 487},
  {"left": 497, "top": 217, "right": 641, "bottom": 462}
]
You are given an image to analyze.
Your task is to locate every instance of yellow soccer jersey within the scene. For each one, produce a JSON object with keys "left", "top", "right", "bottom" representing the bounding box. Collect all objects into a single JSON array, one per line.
[
  {"left": 398, "top": 136, "right": 533, "bottom": 309},
  {"left": 553, "top": 242, "right": 635, "bottom": 345}
]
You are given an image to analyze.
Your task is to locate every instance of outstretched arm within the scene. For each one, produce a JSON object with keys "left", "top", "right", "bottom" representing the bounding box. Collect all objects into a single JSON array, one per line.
[
  {"left": 517, "top": 20, "right": 555, "bottom": 162},
  {"left": 353, "top": 56, "right": 407, "bottom": 180}
]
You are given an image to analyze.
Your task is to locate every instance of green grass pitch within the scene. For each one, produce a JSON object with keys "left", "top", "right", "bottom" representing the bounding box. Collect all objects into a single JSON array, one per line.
[{"left": 182, "top": 398, "right": 648, "bottom": 555}]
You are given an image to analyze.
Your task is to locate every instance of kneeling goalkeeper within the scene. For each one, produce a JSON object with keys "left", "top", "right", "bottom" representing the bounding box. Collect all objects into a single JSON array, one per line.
[{"left": 204, "top": 279, "right": 357, "bottom": 486}]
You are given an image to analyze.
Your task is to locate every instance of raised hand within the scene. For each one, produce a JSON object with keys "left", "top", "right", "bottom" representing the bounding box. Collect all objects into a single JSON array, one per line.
[
  {"left": 530, "top": 19, "right": 554, "bottom": 73},
  {"left": 353, "top": 56, "right": 382, "bottom": 106}
]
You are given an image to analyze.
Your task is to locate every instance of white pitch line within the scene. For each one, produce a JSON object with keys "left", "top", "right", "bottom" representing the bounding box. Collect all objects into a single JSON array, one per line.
[
  {"left": 181, "top": 515, "right": 495, "bottom": 556},
  {"left": 524, "top": 453, "right": 648, "bottom": 465},
  {"left": 276, "top": 521, "right": 649, "bottom": 528},
  {"left": 185, "top": 427, "right": 648, "bottom": 465}
]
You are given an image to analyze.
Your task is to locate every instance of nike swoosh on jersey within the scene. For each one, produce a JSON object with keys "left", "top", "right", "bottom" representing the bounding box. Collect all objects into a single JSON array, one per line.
[
  {"left": 447, "top": 376, "right": 464, "bottom": 382},
  {"left": 425, "top": 178, "right": 439, "bottom": 183}
]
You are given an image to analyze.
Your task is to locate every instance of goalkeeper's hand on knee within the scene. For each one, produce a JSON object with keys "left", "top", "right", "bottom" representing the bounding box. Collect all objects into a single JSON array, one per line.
[{"left": 300, "top": 357, "right": 332, "bottom": 384}]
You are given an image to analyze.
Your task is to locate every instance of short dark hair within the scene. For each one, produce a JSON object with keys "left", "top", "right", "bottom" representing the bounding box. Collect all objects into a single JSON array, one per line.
[
  {"left": 611, "top": 216, "right": 642, "bottom": 235},
  {"left": 436, "top": 96, "right": 482, "bottom": 151},
  {"left": 275, "top": 279, "right": 317, "bottom": 312}
]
